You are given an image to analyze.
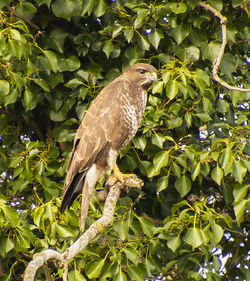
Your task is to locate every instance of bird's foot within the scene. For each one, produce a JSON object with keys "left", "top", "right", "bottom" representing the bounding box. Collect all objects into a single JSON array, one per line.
[{"left": 108, "top": 164, "right": 137, "bottom": 186}]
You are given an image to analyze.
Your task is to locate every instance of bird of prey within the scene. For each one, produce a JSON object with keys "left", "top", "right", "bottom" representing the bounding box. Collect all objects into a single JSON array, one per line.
[{"left": 61, "top": 63, "right": 157, "bottom": 230}]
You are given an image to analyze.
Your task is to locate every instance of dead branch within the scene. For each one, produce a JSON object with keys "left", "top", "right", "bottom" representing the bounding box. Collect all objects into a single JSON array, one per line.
[
  {"left": 6, "top": 5, "right": 40, "bottom": 31},
  {"left": 198, "top": 2, "right": 250, "bottom": 93},
  {"left": 23, "top": 176, "right": 143, "bottom": 281}
]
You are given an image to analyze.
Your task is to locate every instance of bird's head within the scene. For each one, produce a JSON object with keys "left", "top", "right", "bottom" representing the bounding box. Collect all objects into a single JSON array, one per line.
[{"left": 125, "top": 63, "right": 157, "bottom": 90}]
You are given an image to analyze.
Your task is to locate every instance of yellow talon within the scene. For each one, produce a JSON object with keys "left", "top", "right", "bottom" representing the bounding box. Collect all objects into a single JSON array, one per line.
[{"left": 108, "top": 164, "right": 137, "bottom": 185}]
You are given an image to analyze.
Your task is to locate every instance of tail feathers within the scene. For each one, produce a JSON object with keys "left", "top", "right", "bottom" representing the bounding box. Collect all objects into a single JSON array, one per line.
[
  {"left": 60, "top": 171, "right": 86, "bottom": 213},
  {"left": 80, "top": 165, "right": 100, "bottom": 231},
  {"left": 80, "top": 182, "right": 93, "bottom": 231}
]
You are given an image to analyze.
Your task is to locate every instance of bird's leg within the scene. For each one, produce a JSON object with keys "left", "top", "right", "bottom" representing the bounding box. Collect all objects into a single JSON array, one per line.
[{"left": 108, "top": 164, "right": 137, "bottom": 185}]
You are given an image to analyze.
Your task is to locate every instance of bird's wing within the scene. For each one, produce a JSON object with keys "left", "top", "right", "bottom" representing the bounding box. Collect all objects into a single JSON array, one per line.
[
  {"left": 61, "top": 79, "right": 135, "bottom": 212},
  {"left": 62, "top": 78, "right": 133, "bottom": 201}
]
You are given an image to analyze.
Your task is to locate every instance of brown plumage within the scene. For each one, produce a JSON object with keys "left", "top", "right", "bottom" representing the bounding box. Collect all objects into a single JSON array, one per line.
[{"left": 61, "top": 63, "right": 157, "bottom": 230}]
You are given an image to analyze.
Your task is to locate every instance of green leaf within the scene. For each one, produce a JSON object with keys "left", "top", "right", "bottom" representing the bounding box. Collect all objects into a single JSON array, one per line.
[
  {"left": 0, "top": 80, "right": 10, "bottom": 97},
  {"left": 137, "top": 217, "right": 155, "bottom": 237},
  {"left": 166, "top": 80, "right": 178, "bottom": 100},
  {"left": 152, "top": 133, "right": 165, "bottom": 148},
  {"left": 112, "top": 24, "right": 123, "bottom": 38},
  {"left": 157, "top": 175, "right": 169, "bottom": 192},
  {"left": 152, "top": 81, "right": 163, "bottom": 94},
  {"left": 148, "top": 150, "right": 169, "bottom": 177},
  {"left": 201, "top": 41, "right": 221, "bottom": 64},
  {"left": 68, "top": 270, "right": 86, "bottom": 281},
  {"left": 0, "top": 237, "right": 14, "bottom": 257},
  {"left": 122, "top": 248, "right": 139, "bottom": 266},
  {"left": 172, "top": 162, "right": 181, "bottom": 178},
  {"left": 148, "top": 29, "right": 164, "bottom": 49},
  {"left": 191, "top": 162, "right": 200, "bottom": 181},
  {"left": 183, "top": 112, "right": 192, "bottom": 128},
  {"left": 33, "top": 78, "right": 50, "bottom": 92},
  {"left": 185, "top": 46, "right": 200, "bottom": 61},
  {"left": 44, "top": 50, "right": 58, "bottom": 73},
  {"left": 221, "top": 147, "right": 233, "bottom": 175},
  {"left": 114, "top": 219, "right": 129, "bottom": 240},
  {"left": 66, "top": 56, "right": 81, "bottom": 71},
  {"left": 49, "top": 28, "right": 69, "bottom": 53},
  {"left": 65, "top": 78, "right": 83, "bottom": 89},
  {"left": 132, "top": 135, "right": 147, "bottom": 151},
  {"left": 94, "top": 0, "right": 106, "bottom": 17},
  {"left": 234, "top": 199, "right": 248, "bottom": 226},
  {"left": 170, "top": 25, "right": 189, "bottom": 45},
  {"left": 10, "top": 29, "right": 21, "bottom": 41},
  {"left": 196, "top": 112, "right": 212, "bottom": 121},
  {"left": 169, "top": 2, "right": 187, "bottom": 13},
  {"left": 220, "top": 53, "right": 236, "bottom": 76},
  {"left": 183, "top": 227, "right": 203, "bottom": 249},
  {"left": 124, "top": 29, "right": 134, "bottom": 43},
  {"left": 217, "top": 99, "right": 230, "bottom": 113},
  {"left": 33, "top": 207, "right": 44, "bottom": 227},
  {"left": 127, "top": 265, "right": 144, "bottom": 281},
  {"left": 207, "top": 0, "right": 223, "bottom": 11},
  {"left": 22, "top": 88, "right": 38, "bottom": 111},
  {"left": 86, "top": 258, "right": 105, "bottom": 279},
  {"left": 82, "top": 0, "right": 95, "bottom": 16},
  {"left": 233, "top": 184, "right": 248, "bottom": 203},
  {"left": 233, "top": 160, "right": 247, "bottom": 184},
  {"left": 167, "top": 235, "right": 181, "bottom": 252},
  {"left": 57, "top": 56, "right": 81, "bottom": 72},
  {"left": 138, "top": 34, "right": 150, "bottom": 51},
  {"left": 162, "top": 71, "right": 172, "bottom": 84},
  {"left": 134, "top": 9, "right": 148, "bottom": 29},
  {"left": 193, "top": 76, "right": 207, "bottom": 93},
  {"left": 114, "top": 271, "right": 127, "bottom": 281},
  {"left": 103, "top": 40, "right": 113, "bottom": 59},
  {"left": 167, "top": 116, "right": 184, "bottom": 129},
  {"left": 211, "top": 224, "right": 224, "bottom": 245},
  {"left": 9, "top": 155, "right": 23, "bottom": 168},
  {"left": 2, "top": 205, "right": 19, "bottom": 227},
  {"left": 175, "top": 175, "right": 191, "bottom": 197},
  {"left": 7, "top": 39, "right": 22, "bottom": 59},
  {"left": 0, "top": 0, "right": 10, "bottom": 9},
  {"left": 56, "top": 224, "right": 75, "bottom": 238},
  {"left": 52, "top": 0, "right": 83, "bottom": 20},
  {"left": 211, "top": 166, "right": 223, "bottom": 185}
]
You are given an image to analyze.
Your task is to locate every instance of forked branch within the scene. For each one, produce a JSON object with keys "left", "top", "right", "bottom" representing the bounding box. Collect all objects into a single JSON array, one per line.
[{"left": 23, "top": 176, "right": 143, "bottom": 281}]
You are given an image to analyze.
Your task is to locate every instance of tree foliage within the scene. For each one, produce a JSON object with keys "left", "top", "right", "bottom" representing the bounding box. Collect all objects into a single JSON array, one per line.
[{"left": 0, "top": 0, "right": 249, "bottom": 280}]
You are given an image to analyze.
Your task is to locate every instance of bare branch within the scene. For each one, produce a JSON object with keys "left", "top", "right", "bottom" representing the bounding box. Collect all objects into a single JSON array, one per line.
[
  {"left": 6, "top": 5, "right": 40, "bottom": 31},
  {"left": 198, "top": 2, "right": 250, "bottom": 93},
  {"left": 23, "top": 176, "right": 143, "bottom": 281}
]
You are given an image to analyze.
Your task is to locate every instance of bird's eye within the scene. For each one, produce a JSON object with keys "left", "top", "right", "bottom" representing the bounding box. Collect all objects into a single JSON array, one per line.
[{"left": 139, "top": 69, "right": 146, "bottom": 74}]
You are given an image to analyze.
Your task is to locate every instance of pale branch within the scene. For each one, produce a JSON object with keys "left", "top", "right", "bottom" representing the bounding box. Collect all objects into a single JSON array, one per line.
[
  {"left": 198, "top": 2, "right": 250, "bottom": 93},
  {"left": 6, "top": 5, "right": 40, "bottom": 31},
  {"left": 23, "top": 176, "right": 143, "bottom": 281}
]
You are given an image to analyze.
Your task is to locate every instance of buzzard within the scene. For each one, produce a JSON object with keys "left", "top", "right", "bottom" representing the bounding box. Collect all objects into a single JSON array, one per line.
[{"left": 61, "top": 63, "right": 157, "bottom": 230}]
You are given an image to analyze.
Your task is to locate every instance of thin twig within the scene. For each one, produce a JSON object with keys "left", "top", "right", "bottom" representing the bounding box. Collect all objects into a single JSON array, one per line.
[
  {"left": 198, "top": 2, "right": 250, "bottom": 93},
  {"left": 224, "top": 227, "right": 245, "bottom": 237},
  {"left": 6, "top": 5, "right": 40, "bottom": 30}
]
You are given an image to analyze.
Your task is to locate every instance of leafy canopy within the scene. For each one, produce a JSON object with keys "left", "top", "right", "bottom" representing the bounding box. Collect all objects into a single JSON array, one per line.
[{"left": 0, "top": 0, "right": 249, "bottom": 280}]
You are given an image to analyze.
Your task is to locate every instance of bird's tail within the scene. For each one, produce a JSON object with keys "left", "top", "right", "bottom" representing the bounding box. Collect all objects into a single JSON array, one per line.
[
  {"left": 60, "top": 171, "right": 87, "bottom": 214},
  {"left": 80, "top": 164, "right": 100, "bottom": 231}
]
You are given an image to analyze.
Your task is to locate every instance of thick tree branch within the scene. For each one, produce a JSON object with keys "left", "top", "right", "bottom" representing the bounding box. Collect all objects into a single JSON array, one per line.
[
  {"left": 198, "top": 2, "right": 250, "bottom": 92},
  {"left": 6, "top": 5, "right": 40, "bottom": 31},
  {"left": 23, "top": 176, "right": 143, "bottom": 281}
]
